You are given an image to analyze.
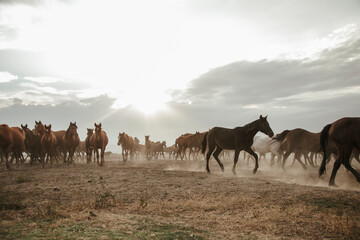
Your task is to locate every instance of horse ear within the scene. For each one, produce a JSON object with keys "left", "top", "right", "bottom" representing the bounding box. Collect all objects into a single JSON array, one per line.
[
  {"left": 94, "top": 123, "right": 97, "bottom": 127},
  {"left": 99, "top": 123, "right": 102, "bottom": 127},
  {"left": 260, "top": 115, "right": 263, "bottom": 119},
  {"left": 265, "top": 115, "right": 268, "bottom": 120},
  {"left": 49, "top": 124, "right": 52, "bottom": 128}
]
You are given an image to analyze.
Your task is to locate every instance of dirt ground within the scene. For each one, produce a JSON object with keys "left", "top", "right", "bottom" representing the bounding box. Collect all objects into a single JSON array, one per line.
[{"left": 1, "top": 154, "right": 360, "bottom": 239}]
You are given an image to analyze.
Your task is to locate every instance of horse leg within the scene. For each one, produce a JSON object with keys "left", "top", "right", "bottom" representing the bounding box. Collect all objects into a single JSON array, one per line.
[
  {"left": 246, "top": 149, "right": 259, "bottom": 174},
  {"left": 205, "top": 145, "right": 215, "bottom": 174},
  {"left": 281, "top": 151, "right": 292, "bottom": 170},
  {"left": 342, "top": 148, "right": 360, "bottom": 183},
  {"left": 232, "top": 149, "right": 241, "bottom": 175},
  {"left": 212, "top": 147, "right": 224, "bottom": 173},
  {"left": 294, "top": 153, "right": 307, "bottom": 170},
  {"left": 101, "top": 147, "right": 105, "bottom": 166},
  {"left": 329, "top": 158, "right": 341, "bottom": 187}
]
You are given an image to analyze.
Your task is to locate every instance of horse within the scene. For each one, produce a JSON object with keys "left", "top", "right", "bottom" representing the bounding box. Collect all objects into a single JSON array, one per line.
[
  {"left": 40, "top": 124, "right": 58, "bottom": 165},
  {"left": 247, "top": 135, "right": 282, "bottom": 166},
  {"left": 180, "top": 131, "right": 207, "bottom": 160},
  {"left": 202, "top": 115, "right": 274, "bottom": 175},
  {"left": 145, "top": 135, "right": 156, "bottom": 160},
  {"left": 0, "top": 124, "right": 14, "bottom": 168},
  {"left": 133, "top": 137, "right": 145, "bottom": 159},
  {"left": 319, "top": 117, "right": 360, "bottom": 186},
  {"left": 174, "top": 133, "right": 193, "bottom": 160},
  {"left": 62, "top": 122, "right": 80, "bottom": 164},
  {"left": 152, "top": 141, "right": 167, "bottom": 159},
  {"left": 8, "top": 126, "right": 26, "bottom": 165},
  {"left": 21, "top": 124, "right": 42, "bottom": 164},
  {"left": 117, "top": 132, "right": 135, "bottom": 161},
  {"left": 35, "top": 121, "right": 66, "bottom": 161},
  {"left": 90, "top": 123, "right": 108, "bottom": 166},
  {"left": 273, "top": 128, "right": 337, "bottom": 170},
  {"left": 85, "top": 128, "right": 94, "bottom": 163}
]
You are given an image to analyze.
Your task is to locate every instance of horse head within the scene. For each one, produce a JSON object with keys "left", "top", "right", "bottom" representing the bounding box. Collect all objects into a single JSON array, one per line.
[
  {"left": 117, "top": 132, "right": 125, "bottom": 145},
  {"left": 259, "top": 115, "right": 274, "bottom": 137},
  {"left": 34, "top": 121, "right": 45, "bottom": 136},
  {"left": 87, "top": 128, "right": 94, "bottom": 137},
  {"left": 66, "top": 122, "right": 78, "bottom": 138},
  {"left": 94, "top": 123, "right": 102, "bottom": 134},
  {"left": 44, "top": 124, "right": 52, "bottom": 133}
]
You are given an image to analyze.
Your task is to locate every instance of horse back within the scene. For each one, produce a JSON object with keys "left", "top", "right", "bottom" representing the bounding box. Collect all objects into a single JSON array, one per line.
[
  {"left": 330, "top": 117, "right": 360, "bottom": 148},
  {"left": 282, "top": 128, "right": 320, "bottom": 152},
  {"left": 208, "top": 127, "right": 251, "bottom": 149}
]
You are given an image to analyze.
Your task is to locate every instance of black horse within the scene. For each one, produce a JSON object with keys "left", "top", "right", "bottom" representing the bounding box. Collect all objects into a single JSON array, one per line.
[{"left": 202, "top": 115, "right": 274, "bottom": 175}]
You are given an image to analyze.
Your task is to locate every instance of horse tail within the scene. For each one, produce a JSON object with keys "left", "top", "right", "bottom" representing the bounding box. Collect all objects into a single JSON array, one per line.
[
  {"left": 273, "top": 130, "right": 290, "bottom": 143},
  {"left": 201, "top": 132, "right": 208, "bottom": 154},
  {"left": 319, "top": 124, "right": 332, "bottom": 177}
]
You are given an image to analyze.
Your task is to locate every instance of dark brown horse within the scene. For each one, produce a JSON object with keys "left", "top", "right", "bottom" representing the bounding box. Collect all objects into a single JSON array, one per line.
[
  {"left": 0, "top": 124, "right": 13, "bottom": 168},
  {"left": 40, "top": 124, "right": 58, "bottom": 165},
  {"left": 85, "top": 128, "right": 94, "bottom": 163},
  {"left": 117, "top": 132, "right": 135, "bottom": 161},
  {"left": 90, "top": 123, "right": 108, "bottom": 166},
  {"left": 62, "top": 122, "right": 80, "bottom": 164},
  {"left": 274, "top": 128, "right": 338, "bottom": 170},
  {"left": 320, "top": 117, "right": 360, "bottom": 186},
  {"left": 202, "top": 115, "right": 274, "bottom": 175},
  {"left": 21, "top": 124, "right": 42, "bottom": 164}
]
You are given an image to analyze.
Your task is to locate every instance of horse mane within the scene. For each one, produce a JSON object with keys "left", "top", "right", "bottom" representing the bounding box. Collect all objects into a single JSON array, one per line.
[{"left": 241, "top": 119, "right": 260, "bottom": 132}]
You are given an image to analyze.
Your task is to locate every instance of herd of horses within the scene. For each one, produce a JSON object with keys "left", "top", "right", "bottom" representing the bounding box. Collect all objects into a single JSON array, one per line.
[{"left": 0, "top": 115, "right": 360, "bottom": 187}]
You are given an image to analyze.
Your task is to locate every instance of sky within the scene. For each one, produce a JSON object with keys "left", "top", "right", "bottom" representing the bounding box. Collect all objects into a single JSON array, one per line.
[{"left": 0, "top": 0, "right": 359, "bottom": 153}]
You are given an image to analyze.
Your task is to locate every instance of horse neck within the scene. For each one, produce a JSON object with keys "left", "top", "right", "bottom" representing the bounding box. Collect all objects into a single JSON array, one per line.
[{"left": 242, "top": 119, "right": 261, "bottom": 138}]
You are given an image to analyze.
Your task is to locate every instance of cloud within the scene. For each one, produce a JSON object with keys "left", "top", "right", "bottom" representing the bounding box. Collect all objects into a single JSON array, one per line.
[
  {"left": 172, "top": 26, "right": 360, "bottom": 132},
  {"left": 0, "top": 0, "right": 73, "bottom": 7}
]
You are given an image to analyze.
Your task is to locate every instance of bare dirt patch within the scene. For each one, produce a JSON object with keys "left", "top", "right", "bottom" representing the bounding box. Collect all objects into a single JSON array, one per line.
[{"left": 1, "top": 155, "right": 359, "bottom": 239}]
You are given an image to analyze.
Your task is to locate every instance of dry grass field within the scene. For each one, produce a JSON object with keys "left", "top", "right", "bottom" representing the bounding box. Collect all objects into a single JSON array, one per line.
[{"left": 1, "top": 155, "right": 360, "bottom": 239}]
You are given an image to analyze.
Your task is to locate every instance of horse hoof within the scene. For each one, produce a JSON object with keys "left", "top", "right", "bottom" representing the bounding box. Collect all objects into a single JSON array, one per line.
[
  {"left": 329, "top": 183, "right": 338, "bottom": 188},
  {"left": 253, "top": 169, "right": 257, "bottom": 174}
]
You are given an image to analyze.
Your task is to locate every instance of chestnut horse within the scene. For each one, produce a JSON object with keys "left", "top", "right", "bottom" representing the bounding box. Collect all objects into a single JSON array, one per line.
[
  {"left": 117, "top": 132, "right": 135, "bottom": 161},
  {"left": 62, "top": 122, "right": 80, "bottom": 164},
  {"left": 0, "top": 124, "right": 13, "bottom": 168},
  {"left": 40, "top": 124, "right": 58, "bottom": 165},
  {"left": 9, "top": 127, "right": 26, "bottom": 165},
  {"left": 175, "top": 133, "right": 193, "bottom": 160},
  {"left": 145, "top": 135, "right": 154, "bottom": 160},
  {"left": 35, "top": 121, "right": 66, "bottom": 160},
  {"left": 202, "top": 115, "right": 274, "bottom": 175},
  {"left": 320, "top": 117, "right": 360, "bottom": 186},
  {"left": 85, "top": 128, "right": 94, "bottom": 164},
  {"left": 90, "top": 123, "right": 108, "bottom": 166}
]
